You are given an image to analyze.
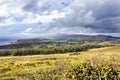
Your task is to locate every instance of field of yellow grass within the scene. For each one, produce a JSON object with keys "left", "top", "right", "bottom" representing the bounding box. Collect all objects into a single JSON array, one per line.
[{"left": 0, "top": 45, "right": 120, "bottom": 80}]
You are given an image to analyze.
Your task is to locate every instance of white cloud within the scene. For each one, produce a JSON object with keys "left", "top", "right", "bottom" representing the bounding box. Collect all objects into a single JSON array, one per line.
[
  {"left": 0, "top": 0, "right": 68, "bottom": 26},
  {"left": 24, "top": 28, "right": 33, "bottom": 33},
  {"left": 0, "top": 18, "right": 16, "bottom": 26},
  {"left": 22, "top": 10, "right": 66, "bottom": 24},
  {"left": 0, "top": 9, "right": 9, "bottom": 17},
  {"left": 0, "top": 4, "right": 9, "bottom": 17}
]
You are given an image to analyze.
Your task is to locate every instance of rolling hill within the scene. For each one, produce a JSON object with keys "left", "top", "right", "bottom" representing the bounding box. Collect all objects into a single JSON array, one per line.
[{"left": 0, "top": 34, "right": 120, "bottom": 49}]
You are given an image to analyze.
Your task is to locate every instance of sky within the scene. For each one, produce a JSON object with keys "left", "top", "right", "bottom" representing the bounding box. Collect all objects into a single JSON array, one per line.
[{"left": 0, "top": 0, "right": 120, "bottom": 38}]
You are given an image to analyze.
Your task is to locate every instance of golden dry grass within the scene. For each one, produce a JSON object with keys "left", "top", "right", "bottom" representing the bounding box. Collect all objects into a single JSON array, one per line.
[{"left": 0, "top": 45, "right": 120, "bottom": 79}]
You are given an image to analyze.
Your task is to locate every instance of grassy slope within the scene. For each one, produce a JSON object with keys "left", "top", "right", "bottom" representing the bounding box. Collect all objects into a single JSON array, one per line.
[{"left": 0, "top": 45, "right": 120, "bottom": 79}]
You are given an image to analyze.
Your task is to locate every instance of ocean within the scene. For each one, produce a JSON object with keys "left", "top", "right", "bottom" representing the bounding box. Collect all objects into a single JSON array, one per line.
[{"left": 0, "top": 39, "right": 18, "bottom": 46}]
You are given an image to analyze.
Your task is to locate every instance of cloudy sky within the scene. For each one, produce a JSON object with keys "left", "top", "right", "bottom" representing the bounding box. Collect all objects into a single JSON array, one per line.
[{"left": 0, "top": 0, "right": 120, "bottom": 38}]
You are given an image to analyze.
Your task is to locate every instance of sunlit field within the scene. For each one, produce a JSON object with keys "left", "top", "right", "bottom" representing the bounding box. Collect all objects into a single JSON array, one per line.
[{"left": 0, "top": 45, "right": 120, "bottom": 80}]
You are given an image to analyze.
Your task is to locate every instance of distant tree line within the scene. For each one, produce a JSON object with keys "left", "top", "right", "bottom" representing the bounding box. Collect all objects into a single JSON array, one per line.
[
  {"left": 0, "top": 44, "right": 112, "bottom": 56},
  {"left": 0, "top": 41, "right": 83, "bottom": 49},
  {"left": 0, "top": 43, "right": 32, "bottom": 49}
]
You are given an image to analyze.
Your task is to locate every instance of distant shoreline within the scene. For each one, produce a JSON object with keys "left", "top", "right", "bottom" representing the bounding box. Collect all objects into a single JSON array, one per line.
[{"left": 0, "top": 39, "right": 18, "bottom": 46}]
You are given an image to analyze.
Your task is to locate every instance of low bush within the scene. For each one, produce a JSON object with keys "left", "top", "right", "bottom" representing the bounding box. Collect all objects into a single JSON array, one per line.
[
  {"left": 0, "top": 44, "right": 112, "bottom": 56},
  {"left": 66, "top": 63, "right": 120, "bottom": 80}
]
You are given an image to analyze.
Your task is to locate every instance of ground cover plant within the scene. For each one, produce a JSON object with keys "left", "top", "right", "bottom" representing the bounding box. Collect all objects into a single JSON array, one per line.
[{"left": 0, "top": 45, "right": 119, "bottom": 80}]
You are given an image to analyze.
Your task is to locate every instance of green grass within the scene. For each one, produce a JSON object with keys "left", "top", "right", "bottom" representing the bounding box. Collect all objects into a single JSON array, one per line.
[{"left": 0, "top": 45, "right": 120, "bottom": 80}]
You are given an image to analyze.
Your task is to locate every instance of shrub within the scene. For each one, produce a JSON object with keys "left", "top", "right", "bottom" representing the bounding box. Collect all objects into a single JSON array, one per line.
[
  {"left": 0, "top": 44, "right": 112, "bottom": 56},
  {"left": 66, "top": 63, "right": 119, "bottom": 80}
]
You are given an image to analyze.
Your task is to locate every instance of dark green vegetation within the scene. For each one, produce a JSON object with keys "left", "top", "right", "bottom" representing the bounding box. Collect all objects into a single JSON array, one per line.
[
  {"left": 0, "top": 46, "right": 120, "bottom": 80},
  {"left": 0, "top": 44, "right": 111, "bottom": 56}
]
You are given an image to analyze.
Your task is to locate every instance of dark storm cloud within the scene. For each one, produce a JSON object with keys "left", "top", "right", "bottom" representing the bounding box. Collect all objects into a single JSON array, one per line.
[
  {"left": 22, "top": 0, "right": 39, "bottom": 13},
  {"left": 22, "top": 0, "right": 56, "bottom": 14},
  {"left": 47, "top": 0, "right": 120, "bottom": 33},
  {"left": 92, "top": 0, "right": 120, "bottom": 19}
]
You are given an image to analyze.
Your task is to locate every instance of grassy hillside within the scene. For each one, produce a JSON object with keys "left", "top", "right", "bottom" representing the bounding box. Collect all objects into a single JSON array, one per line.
[
  {"left": 0, "top": 34, "right": 120, "bottom": 49},
  {"left": 0, "top": 46, "right": 120, "bottom": 80}
]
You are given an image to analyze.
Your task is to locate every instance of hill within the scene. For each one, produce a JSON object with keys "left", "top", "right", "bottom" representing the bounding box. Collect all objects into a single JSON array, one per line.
[
  {"left": 0, "top": 34, "right": 120, "bottom": 49},
  {"left": 17, "top": 34, "right": 120, "bottom": 43}
]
